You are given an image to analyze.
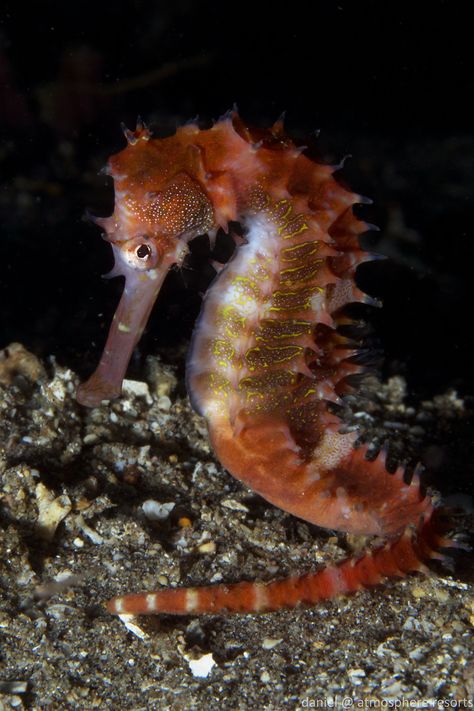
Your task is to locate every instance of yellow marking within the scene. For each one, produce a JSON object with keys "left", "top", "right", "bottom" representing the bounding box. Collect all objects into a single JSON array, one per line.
[
  {"left": 280, "top": 265, "right": 309, "bottom": 276},
  {"left": 222, "top": 305, "right": 238, "bottom": 317},
  {"left": 256, "top": 319, "right": 312, "bottom": 340},
  {"left": 226, "top": 323, "right": 246, "bottom": 338},
  {"left": 279, "top": 214, "right": 309, "bottom": 240},
  {"left": 232, "top": 275, "right": 260, "bottom": 295},
  {"left": 220, "top": 305, "right": 247, "bottom": 333},
  {"left": 273, "top": 288, "right": 313, "bottom": 297},
  {"left": 244, "top": 389, "right": 266, "bottom": 403},
  {"left": 281, "top": 223, "right": 309, "bottom": 240},
  {"left": 118, "top": 322, "right": 131, "bottom": 333},
  {"left": 212, "top": 339, "right": 235, "bottom": 362},
  {"left": 233, "top": 276, "right": 252, "bottom": 285},
  {"left": 228, "top": 276, "right": 262, "bottom": 309},
  {"left": 269, "top": 286, "right": 322, "bottom": 312},
  {"left": 281, "top": 241, "right": 320, "bottom": 261},
  {"left": 264, "top": 344, "right": 304, "bottom": 354},
  {"left": 239, "top": 370, "right": 298, "bottom": 390},
  {"left": 209, "top": 372, "right": 231, "bottom": 397},
  {"left": 279, "top": 261, "right": 322, "bottom": 284},
  {"left": 272, "top": 199, "right": 292, "bottom": 223},
  {"left": 245, "top": 344, "right": 304, "bottom": 369}
]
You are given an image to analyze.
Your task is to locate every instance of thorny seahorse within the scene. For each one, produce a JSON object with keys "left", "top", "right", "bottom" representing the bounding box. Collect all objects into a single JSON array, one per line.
[{"left": 77, "top": 113, "right": 456, "bottom": 616}]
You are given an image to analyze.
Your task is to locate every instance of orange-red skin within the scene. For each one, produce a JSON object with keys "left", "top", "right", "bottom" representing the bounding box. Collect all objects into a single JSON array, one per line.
[{"left": 77, "top": 115, "right": 453, "bottom": 616}]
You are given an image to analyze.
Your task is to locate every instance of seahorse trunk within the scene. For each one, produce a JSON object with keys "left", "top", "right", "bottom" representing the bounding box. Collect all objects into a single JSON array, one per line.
[
  {"left": 186, "top": 187, "right": 431, "bottom": 537},
  {"left": 208, "top": 420, "right": 432, "bottom": 537}
]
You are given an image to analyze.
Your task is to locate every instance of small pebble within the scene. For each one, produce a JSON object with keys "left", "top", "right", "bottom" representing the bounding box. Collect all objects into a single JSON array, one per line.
[
  {"left": 348, "top": 668, "right": 366, "bottom": 684},
  {"left": 262, "top": 638, "right": 283, "bottom": 650},
  {"left": 157, "top": 395, "right": 172, "bottom": 411},
  {"left": 0, "top": 681, "right": 28, "bottom": 694},
  {"left": 197, "top": 541, "right": 216, "bottom": 554},
  {"left": 178, "top": 517, "right": 192, "bottom": 528},
  {"left": 142, "top": 500, "right": 175, "bottom": 521},
  {"left": 122, "top": 379, "right": 153, "bottom": 404}
]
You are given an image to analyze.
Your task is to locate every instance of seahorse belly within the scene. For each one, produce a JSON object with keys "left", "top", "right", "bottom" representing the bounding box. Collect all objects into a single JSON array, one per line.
[{"left": 187, "top": 211, "right": 285, "bottom": 422}]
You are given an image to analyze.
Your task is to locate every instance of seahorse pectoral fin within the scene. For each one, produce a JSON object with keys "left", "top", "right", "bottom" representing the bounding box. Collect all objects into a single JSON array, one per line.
[{"left": 76, "top": 267, "right": 168, "bottom": 407}]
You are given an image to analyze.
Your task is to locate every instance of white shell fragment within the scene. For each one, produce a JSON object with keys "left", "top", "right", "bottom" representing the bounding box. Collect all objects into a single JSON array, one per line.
[
  {"left": 118, "top": 614, "right": 149, "bottom": 640},
  {"left": 221, "top": 498, "right": 250, "bottom": 512},
  {"left": 186, "top": 652, "right": 216, "bottom": 678},
  {"left": 122, "top": 378, "right": 153, "bottom": 404},
  {"left": 35, "top": 483, "right": 72, "bottom": 541},
  {"left": 176, "top": 635, "right": 217, "bottom": 678},
  {"left": 142, "top": 500, "right": 176, "bottom": 521}
]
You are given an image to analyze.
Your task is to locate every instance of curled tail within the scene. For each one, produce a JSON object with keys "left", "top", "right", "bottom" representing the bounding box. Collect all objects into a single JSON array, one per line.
[{"left": 107, "top": 509, "right": 455, "bottom": 616}]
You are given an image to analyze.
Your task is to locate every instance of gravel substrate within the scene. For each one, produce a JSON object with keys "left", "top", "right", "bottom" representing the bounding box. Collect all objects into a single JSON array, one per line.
[{"left": 0, "top": 345, "right": 472, "bottom": 709}]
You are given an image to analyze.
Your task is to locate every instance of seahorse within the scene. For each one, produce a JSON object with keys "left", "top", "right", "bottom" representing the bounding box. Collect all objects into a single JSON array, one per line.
[{"left": 77, "top": 113, "right": 454, "bottom": 616}]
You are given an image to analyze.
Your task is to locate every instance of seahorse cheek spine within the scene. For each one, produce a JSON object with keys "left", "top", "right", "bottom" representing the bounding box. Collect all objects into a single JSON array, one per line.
[{"left": 76, "top": 114, "right": 455, "bottom": 616}]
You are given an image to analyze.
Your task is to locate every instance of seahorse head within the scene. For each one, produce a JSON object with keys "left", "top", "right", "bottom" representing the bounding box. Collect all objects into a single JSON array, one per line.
[
  {"left": 76, "top": 120, "right": 215, "bottom": 407},
  {"left": 101, "top": 121, "right": 215, "bottom": 266}
]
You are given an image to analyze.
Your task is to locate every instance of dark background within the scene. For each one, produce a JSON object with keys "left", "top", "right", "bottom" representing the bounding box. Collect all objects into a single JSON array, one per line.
[{"left": 0, "top": 0, "right": 473, "bottom": 403}]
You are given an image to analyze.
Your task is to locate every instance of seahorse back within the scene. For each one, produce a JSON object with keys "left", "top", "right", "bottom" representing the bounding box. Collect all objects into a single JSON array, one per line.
[
  {"left": 185, "top": 117, "right": 431, "bottom": 537},
  {"left": 186, "top": 117, "right": 367, "bottom": 431}
]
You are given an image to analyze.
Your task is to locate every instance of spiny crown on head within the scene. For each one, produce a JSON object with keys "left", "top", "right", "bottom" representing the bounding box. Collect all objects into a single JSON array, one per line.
[
  {"left": 97, "top": 113, "right": 305, "bottom": 274},
  {"left": 102, "top": 118, "right": 216, "bottom": 272}
]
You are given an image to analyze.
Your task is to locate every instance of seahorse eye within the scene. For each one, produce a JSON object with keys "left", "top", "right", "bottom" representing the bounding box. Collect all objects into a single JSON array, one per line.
[
  {"left": 136, "top": 244, "right": 152, "bottom": 260},
  {"left": 120, "top": 236, "right": 161, "bottom": 271}
]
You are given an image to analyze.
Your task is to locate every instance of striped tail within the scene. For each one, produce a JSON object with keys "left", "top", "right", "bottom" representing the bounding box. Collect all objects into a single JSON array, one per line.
[{"left": 107, "top": 510, "right": 455, "bottom": 616}]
